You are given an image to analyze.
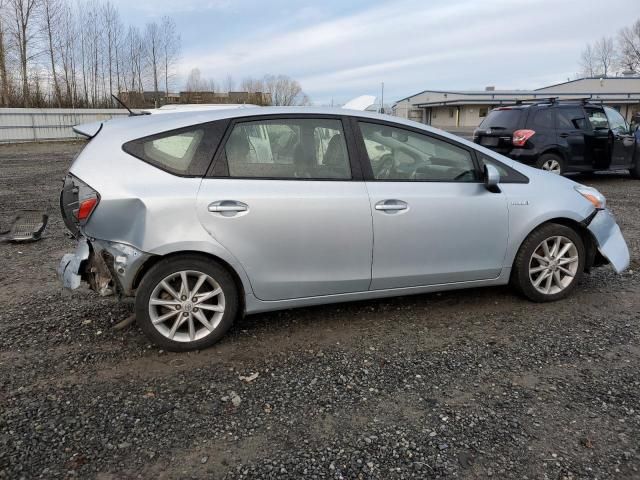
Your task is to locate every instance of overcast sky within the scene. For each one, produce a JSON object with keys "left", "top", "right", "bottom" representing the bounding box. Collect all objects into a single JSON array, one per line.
[{"left": 111, "top": 0, "right": 638, "bottom": 105}]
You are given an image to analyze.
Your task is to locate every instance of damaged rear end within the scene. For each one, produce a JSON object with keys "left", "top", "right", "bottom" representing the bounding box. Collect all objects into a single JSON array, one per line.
[{"left": 57, "top": 133, "right": 151, "bottom": 297}]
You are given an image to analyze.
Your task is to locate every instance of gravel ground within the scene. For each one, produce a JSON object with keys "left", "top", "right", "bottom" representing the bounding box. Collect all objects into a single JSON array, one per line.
[{"left": 1, "top": 141, "right": 639, "bottom": 479}]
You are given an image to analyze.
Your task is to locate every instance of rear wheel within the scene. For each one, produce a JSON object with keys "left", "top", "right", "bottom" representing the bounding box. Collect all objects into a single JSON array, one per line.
[
  {"left": 536, "top": 153, "right": 565, "bottom": 175},
  {"left": 511, "top": 224, "right": 585, "bottom": 302},
  {"left": 135, "top": 255, "right": 238, "bottom": 351}
]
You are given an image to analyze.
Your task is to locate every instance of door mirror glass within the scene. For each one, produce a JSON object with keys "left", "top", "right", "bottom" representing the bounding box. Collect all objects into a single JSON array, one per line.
[{"left": 484, "top": 164, "right": 501, "bottom": 192}]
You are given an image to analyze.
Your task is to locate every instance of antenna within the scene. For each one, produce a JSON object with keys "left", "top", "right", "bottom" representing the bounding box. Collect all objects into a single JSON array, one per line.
[{"left": 111, "top": 94, "right": 149, "bottom": 116}]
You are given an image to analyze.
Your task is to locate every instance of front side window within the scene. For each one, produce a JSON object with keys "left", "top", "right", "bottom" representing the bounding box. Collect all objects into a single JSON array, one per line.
[
  {"left": 586, "top": 108, "right": 609, "bottom": 131},
  {"left": 478, "top": 153, "right": 529, "bottom": 184},
  {"left": 224, "top": 118, "right": 351, "bottom": 179},
  {"left": 359, "top": 122, "right": 477, "bottom": 182},
  {"left": 604, "top": 106, "right": 628, "bottom": 135}
]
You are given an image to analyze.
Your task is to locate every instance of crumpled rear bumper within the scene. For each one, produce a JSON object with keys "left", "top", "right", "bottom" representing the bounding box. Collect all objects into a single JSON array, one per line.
[
  {"left": 587, "top": 208, "right": 630, "bottom": 273},
  {"left": 57, "top": 237, "right": 151, "bottom": 296}
]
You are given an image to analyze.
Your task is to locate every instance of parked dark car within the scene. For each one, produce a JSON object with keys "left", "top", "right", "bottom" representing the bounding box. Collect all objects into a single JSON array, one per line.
[{"left": 473, "top": 100, "right": 639, "bottom": 176}]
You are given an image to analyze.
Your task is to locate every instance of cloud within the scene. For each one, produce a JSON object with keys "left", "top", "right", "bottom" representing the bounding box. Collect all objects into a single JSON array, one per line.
[{"left": 174, "top": 0, "right": 633, "bottom": 104}]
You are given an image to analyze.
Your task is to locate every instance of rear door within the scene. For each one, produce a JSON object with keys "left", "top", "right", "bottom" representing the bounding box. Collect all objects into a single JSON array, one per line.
[
  {"left": 554, "top": 106, "right": 588, "bottom": 168},
  {"left": 473, "top": 108, "right": 523, "bottom": 155},
  {"left": 604, "top": 106, "right": 635, "bottom": 169},
  {"left": 197, "top": 115, "right": 373, "bottom": 301}
]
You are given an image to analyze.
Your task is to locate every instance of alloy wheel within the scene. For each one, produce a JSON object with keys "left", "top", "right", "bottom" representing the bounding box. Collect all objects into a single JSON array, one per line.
[
  {"left": 528, "top": 236, "right": 579, "bottom": 295},
  {"left": 541, "top": 159, "right": 561, "bottom": 174},
  {"left": 149, "top": 270, "right": 225, "bottom": 342}
]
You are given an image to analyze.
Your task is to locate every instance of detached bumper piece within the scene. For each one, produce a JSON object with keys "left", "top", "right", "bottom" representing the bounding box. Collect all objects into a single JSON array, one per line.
[
  {"left": 0, "top": 210, "right": 48, "bottom": 243},
  {"left": 587, "top": 208, "right": 630, "bottom": 274},
  {"left": 57, "top": 237, "right": 151, "bottom": 296}
]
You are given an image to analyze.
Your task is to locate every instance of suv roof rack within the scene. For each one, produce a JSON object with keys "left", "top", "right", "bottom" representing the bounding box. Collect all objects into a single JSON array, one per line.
[{"left": 512, "top": 96, "right": 600, "bottom": 106}]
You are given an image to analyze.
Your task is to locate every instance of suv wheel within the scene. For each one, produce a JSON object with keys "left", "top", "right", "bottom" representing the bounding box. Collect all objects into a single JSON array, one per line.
[
  {"left": 536, "top": 153, "right": 564, "bottom": 175},
  {"left": 511, "top": 224, "right": 584, "bottom": 302},
  {"left": 630, "top": 154, "right": 640, "bottom": 179},
  {"left": 135, "top": 255, "right": 239, "bottom": 351}
]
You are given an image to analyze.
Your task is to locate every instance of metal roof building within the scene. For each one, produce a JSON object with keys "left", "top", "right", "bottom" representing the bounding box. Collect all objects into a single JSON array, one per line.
[{"left": 392, "top": 76, "right": 640, "bottom": 129}]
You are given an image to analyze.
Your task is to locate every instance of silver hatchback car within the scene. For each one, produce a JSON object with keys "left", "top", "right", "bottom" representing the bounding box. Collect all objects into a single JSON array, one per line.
[{"left": 58, "top": 107, "right": 629, "bottom": 351}]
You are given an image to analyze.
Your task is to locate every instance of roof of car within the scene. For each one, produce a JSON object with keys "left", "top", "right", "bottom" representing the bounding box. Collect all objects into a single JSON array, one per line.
[{"left": 82, "top": 106, "right": 462, "bottom": 144}]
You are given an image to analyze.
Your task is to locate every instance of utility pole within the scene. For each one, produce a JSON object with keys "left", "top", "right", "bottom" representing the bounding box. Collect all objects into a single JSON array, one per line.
[{"left": 380, "top": 82, "right": 384, "bottom": 114}]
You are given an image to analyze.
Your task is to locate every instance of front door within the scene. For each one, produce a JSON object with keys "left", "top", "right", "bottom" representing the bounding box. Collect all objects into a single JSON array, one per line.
[
  {"left": 604, "top": 106, "right": 635, "bottom": 169},
  {"left": 355, "top": 120, "right": 509, "bottom": 290},
  {"left": 585, "top": 106, "right": 613, "bottom": 170},
  {"left": 197, "top": 116, "right": 373, "bottom": 301}
]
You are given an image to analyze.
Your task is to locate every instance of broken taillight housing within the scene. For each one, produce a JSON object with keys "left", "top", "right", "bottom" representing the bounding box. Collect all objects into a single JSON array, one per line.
[
  {"left": 512, "top": 129, "right": 535, "bottom": 147},
  {"left": 75, "top": 197, "right": 99, "bottom": 222},
  {"left": 61, "top": 174, "right": 100, "bottom": 235}
]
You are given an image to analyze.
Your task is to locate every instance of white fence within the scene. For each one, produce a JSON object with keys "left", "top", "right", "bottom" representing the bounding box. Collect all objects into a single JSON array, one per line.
[{"left": 0, "top": 108, "right": 130, "bottom": 143}]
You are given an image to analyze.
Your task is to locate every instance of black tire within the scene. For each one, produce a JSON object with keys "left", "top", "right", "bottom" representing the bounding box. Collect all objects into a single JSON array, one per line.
[
  {"left": 511, "top": 223, "right": 585, "bottom": 302},
  {"left": 135, "top": 255, "right": 239, "bottom": 352},
  {"left": 630, "top": 154, "right": 640, "bottom": 179},
  {"left": 535, "top": 153, "right": 565, "bottom": 175}
]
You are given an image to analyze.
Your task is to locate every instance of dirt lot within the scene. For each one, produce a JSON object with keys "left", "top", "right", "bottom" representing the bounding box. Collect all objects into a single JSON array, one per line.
[{"left": 1, "top": 141, "right": 639, "bottom": 479}]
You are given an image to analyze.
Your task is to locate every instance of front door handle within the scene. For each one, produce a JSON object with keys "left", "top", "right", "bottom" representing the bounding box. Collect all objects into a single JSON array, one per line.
[
  {"left": 375, "top": 199, "right": 408, "bottom": 212},
  {"left": 208, "top": 200, "right": 248, "bottom": 213},
  {"left": 559, "top": 133, "right": 570, "bottom": 138}
]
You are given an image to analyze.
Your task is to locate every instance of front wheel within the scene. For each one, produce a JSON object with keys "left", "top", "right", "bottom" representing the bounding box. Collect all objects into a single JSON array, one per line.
[
  {"left": 135, "top": 255, "right": 238, "bottom": 351},
  {"left": 511, "top": 224, "right": 585, "bottom": 302}
]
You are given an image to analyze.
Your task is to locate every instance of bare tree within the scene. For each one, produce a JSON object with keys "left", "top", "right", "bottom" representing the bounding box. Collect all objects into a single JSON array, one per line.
[
  {"left": 241, "top": 76, "right": 264, "bottom": 94},
  {"left": 223, "top": 73, "right": 234, "bottom": 93},
  {"left": 9, "top": 0, "right": 39, "bottom": 107},
  {"left": 594, "top": 36, "right": 615, "bottom": 76},
  {"left": 580, "top": 43, "right": 597, "bottom": 77},
  {"left": 0, "top": 0, "right": 11, "bottom": 106},
  {"left": 262, "top": 74, "right": 309, "bottom": 106},
  {"left": 160, "top": 15, "right": 179, "bottom": 96},
  {"left": 41, "top": 0, "right": 63, "bottom": 106},
  {"left": 144, "top": 20, "right": 161, "bottom": 105},
  {"left": 618, "top": 19, "right": 640, "bottom": 71},
  {"left": 185, "top": 67, "right": 203, "bottom": 92}
]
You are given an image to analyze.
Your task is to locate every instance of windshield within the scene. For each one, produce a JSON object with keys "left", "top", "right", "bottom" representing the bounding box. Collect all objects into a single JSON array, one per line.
[{"left": 479, "top": 109, "right": 522, "bottom": 130}]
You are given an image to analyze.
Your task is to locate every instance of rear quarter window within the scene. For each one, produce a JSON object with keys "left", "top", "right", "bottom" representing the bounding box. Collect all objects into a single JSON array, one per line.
[{"left": 123, "top": 122, "right": 227, "bottom": 176}]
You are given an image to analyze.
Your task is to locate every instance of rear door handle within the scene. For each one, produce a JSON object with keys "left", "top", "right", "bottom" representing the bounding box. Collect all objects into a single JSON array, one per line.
[
  {"left": 208, "top": 200, "right": 248, "bottom": 213},
  {"left": 559, "top": 133, "right": 570, "bottom": 138},
  {"left": 375, "top": 199, "right": 408, "bottom": 212}
]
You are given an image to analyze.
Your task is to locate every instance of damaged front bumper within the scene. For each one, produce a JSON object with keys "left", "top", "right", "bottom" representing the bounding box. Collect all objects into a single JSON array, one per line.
[
  {"left": 57, "top": 237, "right": 151, "bottom": 296},
  {"left": 587, "top": 208, "right": 630, "bottom": 273}
]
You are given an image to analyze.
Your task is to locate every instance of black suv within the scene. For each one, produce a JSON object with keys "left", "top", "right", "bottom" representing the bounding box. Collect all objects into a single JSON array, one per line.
[{"left": 473, "top": 100, "right": 639, "bottom": 176}]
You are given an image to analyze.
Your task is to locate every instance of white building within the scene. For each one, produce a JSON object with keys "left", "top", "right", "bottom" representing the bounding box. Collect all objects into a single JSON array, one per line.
[{"left": 393, "top": 76, "right": 640, "bottom": 129}]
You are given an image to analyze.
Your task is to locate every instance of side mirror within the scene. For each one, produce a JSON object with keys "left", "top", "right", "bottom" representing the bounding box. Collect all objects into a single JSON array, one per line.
[{"left": 484, "top": 164, "right": 501, "bottom": 193}]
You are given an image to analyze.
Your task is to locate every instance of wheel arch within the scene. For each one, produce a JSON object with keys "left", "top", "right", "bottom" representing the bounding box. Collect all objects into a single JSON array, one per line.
[
  {"left": 132, "top": 250, "right": 248, "bottom": 315},
  {"left": 512, "top": 217, "right": 599, "bottom": 272},
  {"left": 539, "top": 147, "right": 567, "bottom": 162}
]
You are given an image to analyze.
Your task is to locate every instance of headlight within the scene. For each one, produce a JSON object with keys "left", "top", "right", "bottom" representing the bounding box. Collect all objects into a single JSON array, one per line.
[{"left": 574, "top": 185, "right": 606, "bottom": 209}]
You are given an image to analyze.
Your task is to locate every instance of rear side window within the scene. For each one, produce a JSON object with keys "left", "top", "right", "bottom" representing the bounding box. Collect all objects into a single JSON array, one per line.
[
  {"left": 530, "top": 108, "right": 553, "bottom": 129},
  {"left": 123, "top": 122, "right": 226, "bottom": 176},
  {"left": 479, "top": 109, "right": 522, "bottom": 130},
  {"left": 222, "top": 118, "right": 351, "bottom": 180},
  {"left": 555, "top": 107, "right": 587, "bottom": 130}
]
